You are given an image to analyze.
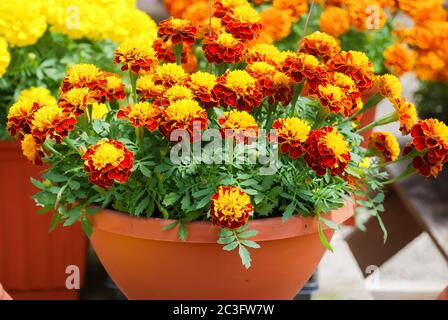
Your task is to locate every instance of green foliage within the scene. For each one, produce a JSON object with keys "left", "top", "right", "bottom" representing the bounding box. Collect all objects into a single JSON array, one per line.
[{"left": 414, "top": 81, "right": 448, "bottom": 123}]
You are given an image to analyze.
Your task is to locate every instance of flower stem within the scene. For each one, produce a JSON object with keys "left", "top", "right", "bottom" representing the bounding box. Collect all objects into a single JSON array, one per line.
[
  {"left": 173, "top": 42, "right": 183, "bottom": 65},
  {"left": 372, "top": 149, "right": 419, "bottom": 169},
  {"left": 135, "top": 126, "right": 144, "bottom": 151},
  {"left": 341, "top": 92, "right": 383, "bottom": 125},
  {"left": 129, "top": 70, "right": 138, "bottom": 104},
  {"left": 314, "top": 107, "right": 329, "bottom": 129},
  {"left": 384, "top": 164, "right": 416, "bottom": 185},
  {"left": 43, "top": 141, "right": 61, "bottom": 157},
  {"left": 356, "top": 112, "right": 398, "bottom": 134},
  {"left": 289, "top": 81, "right": 303, "bottom": 116}
]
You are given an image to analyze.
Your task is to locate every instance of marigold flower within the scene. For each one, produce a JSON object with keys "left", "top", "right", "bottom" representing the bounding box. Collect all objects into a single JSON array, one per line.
[
  {"left": 272, "top": 0, "right": 308, "bottom": 21},
  {"left": 189, "top": 71, "right": 218, "bottom": 108},
  {"left": 160, "top": 99, "right": 208, "bottom": 142},
  {"left": 348, "top": 0, "right": 386, "bottom": 31},
  {"left": 158, "top": 17, "right": 197, "bottom": 45},
  {"left": 383, "top": 44, "right": 416, "bottom": 77},
  {"left": 218, "top": 110, "right": 258, "bottom": 143},
  {"left": 83, "top": 139, "right": 134, "bottom": 189},
  {"left": 328, "top": 72, "right": 362, "bottom": 117},
  {"left": 317, "top": 83, "right": 353, "bottom": 116},
  {"left": 282, "top": 53, "right": 327, "bottom": 91},
  {"left": 300, "top": 32, "right": 340, "bottom": 61},
  {"left": 197, "top": 17, "right": 226, "bottom": 38},
  {"left": 182, "top": 1, "right": 211, "bottom": 25},
  {"left": 203, "top": 32, "right": 245, "bottom": 64},
  {"left": 214, "top": 0, "right": 250, "bottom": 18},
  {"left": 369, "top": 132, "right": 400, "bottom": 162},
  {"left": 259, "top": 8, "right": 292, "bottom": 42},
  {"left": 153, "top": 63, "right": 190, "bottom": 87},
  {"left": 60, "top": 64, "right": 107, "bottom": 102},
  {"left": 391, "top": 97, "right": 418, "bottom": 135},
  {"left": 58, "top": 88, "right": 90, "bottom": 116},
  {"left": 374, "top": 74, "right": 402, "bottom": 99},
  {"left": 221, "top": 5, "right": 262, "bottom": 41},
  {"left": 261, "top": 71, "right": 293, "bottom": 106},
  {"left": 319, "top": 6, "right": 350, "bottom": 38},
  {"left": 210, "top": 185, "right": 253, "bottom": 230},
  {"left": 246, "top": 61, "right": 276, "bottom": 79},
  {"left": 246, "top": 44, "right": 281, "bottom": 67},
  {"left": 0, "top": 37, "right": 10, "bottom": 77},
  {"left": 7, "top": 100, "right": 41, "bottom": 138},
  {"left": 405, "top": 119, "right": 448, "bottom": 178},
  {"left": 212, "top": 70, "right": 263, "bottom": 112},
  {"left": 31, "top": 105, "right": 77, "bottom": 144},
  {"left": 270, "top": 117, "right": 311, "bottom": 159},
  {"left": 415, "top": 51, "right": 445, "bottom": 81},
  {"left": 117, "top": 102, "right": 162, "bottom": 132},
  {"left": 328, "top": 50, "right": 374, "bottom": 92},
  {"left": 136, "top": 75, "right": 165, "bottom": 101},
  {"left": 305, "top": 126, "right": 351, "bottom": 176},
  {"left": 160, "top": 85, "right": 195, "bottom": 106},
  {"left": 114, "top": 35, "right": 158, "bottom": 74},
  {"left": 17, "top": 87, "right": 57, "bottom": 107},
  {"left": 105, "top": 73, "right": 126, "bottom": 102},
  {"left": 21, "top": 134, "right": 45, "bottom": 165}
]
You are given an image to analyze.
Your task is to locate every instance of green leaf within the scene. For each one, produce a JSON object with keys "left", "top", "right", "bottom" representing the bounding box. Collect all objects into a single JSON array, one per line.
[
  {"left": 81, "top": 216, "right": 93, "bottom": 237},
  {"left": 163, "top": 192, "right": 182, "bottom": 206},
  {"left": 282, "top": 202, "right": 296, "bottom": 222},
  {"left": 195, "top": 195, "right": 211, "bottom": 209},
  {"left": 37, "top": 205, "right": 53, "bottom": 215},
  {"left": 139, "top": 165, "right": 152, "bottom": 178},
  {"left": 161, "top": 221, "right": 179, "bottom": 231},
  {"left": 320, "top": 217, "right": 339, "bottom": 230},
  {"left": 30, "top": 178, "right": 45, "bottom": 190},
  {"left": 238, "top": 245, "right": 252, "bottom": 269},
  {"left": 243, "top": 188, "right": 258, "bottom": 196},
  {"left": 223, "top": 241, "right": 239, "bottom": 251},
  {"left": 317, "top": 215, "right": 334, "bottom": 252},
  {"left": 48, "top": 212, "right": 61, "bottom": 232},
  {"left": 217, "top": 236, "right": 235, "bottom": 245},
  {"left": 238, "top": 229, "right": 258, "bottom": 239},
  {"left": 192, "top": 188, "right": 213, "bottom": 198},
  {"left": 178, "top": 223, "right": 188, "bottom": 241},
  {"left": 240, "top": 240, "right": 260, "bottom": 249},
  {"left": 373, "top": 193, "right": 385, "bottom": 203},
  {"left": 135, "top": 196, "right": 150, "bottom": 216}
]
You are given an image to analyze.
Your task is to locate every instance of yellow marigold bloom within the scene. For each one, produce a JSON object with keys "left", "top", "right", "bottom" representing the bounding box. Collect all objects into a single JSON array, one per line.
[
  {"left": 0, "top": 0, "right": 47, "bottom": 47},
  {"left": 114, "top": 35, "right": 158, "bottom": 74},
  {"left": 90, "top": 103, "right": 109, "bottom": 120},
  {"left": 272, "top": 0, "right": 308, "bottom": 21},
  {"left": 246, "top": 62, "right": 276, "bottom": 79},
  {"left": 31, "top": 104, "right": 77, "bottom": 143},
  {"left": 415, "top": 52, "right": 446, "bottom": 81},
  {"left": 157, "top": 17, "right": 197, "bottom": 45},
  {"left": 246, "top": 44, "right": 281, "bottom": 66},
  {"left": 117, "top": 102, "right": 162, "bottom": 132},
  {"left": 300, "top": 31, "right": 340, "bottom": 60},
  {"left": 398, "top": 0, "right": 446, "bottom": 25},
  {"left": 270, "top": 117, "right": 311, "bottom": 159},
  {"left": 154, "top": 63, "right": 190, "bottom": 87},
  {"left": 369, "top": 132, "right": 400, "bottom": 162},
  {"left": 218, "top": 110, "right": 258, "bottom": 143},
  {"left": 17, "top": 87, "right": 57, "bottom": 107},
  {"left": 0, "top": 37, "right": 10, "bottom": 77},
  {"left": 58, "top": 88, "right": 90, "bottom": 116},
  {"left": 7, "top": 99, "right": 41, "bottom": 138},
  {"left": 198, "top": 17, "right": 225, "bottom": 38},
  {"left": 359, "top": 157, "right": 371, "bottom": 169},
  {"left": 189, "top": 71, "right": 217, "bottom": 108},
  {"left": 259, "top": 8, "right": 292, "bottom": 42},
  {"left": 222, "top": 5, "right": 262, "bottom": 41},
  {"left": 319, "top": 7, "right": 350, "bottom": 38},
  {"left": 374, "top": 74, "right": 402, "bottom": 99},
  {"left": 392, "top": 97, "right": 418, "bottom": 135},
  {"left": 163, "top": 85, "right": 194, "bottom": 105},
  {"left": 348, "top": 0, "right": 386, "bottom": 31},
  {"left": 136, "top": 75, "right": 165, "bottom": 101},
  {"left": 61, "top": 64, "right": 107, "bottom": 102},
  {"left": 182, "top": 2, "right": 211, "bottom": 25},
  {"left": 383, "top": 44, "right": 416, "bottom": 77},
  {"left": 210, "top": 185, "right": 253, "bottom": 230},
  {"left": 160, "top": 99, "right": 208, "bottom": 142},
  {"left": 21, "top": 134, "right": 45, "bottom": 165}
]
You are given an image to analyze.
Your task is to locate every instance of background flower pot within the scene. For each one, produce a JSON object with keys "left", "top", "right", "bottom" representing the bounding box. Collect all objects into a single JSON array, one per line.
[
  {"left": 90, "top": 204, "right": 354, "bottom": 300},
  {"left": 0, "top": 141, "right": 88, "bottom": 300}
]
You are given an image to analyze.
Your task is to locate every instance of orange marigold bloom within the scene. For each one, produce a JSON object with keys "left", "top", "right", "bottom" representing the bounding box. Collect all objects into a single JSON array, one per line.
[
  {"left": 17, "top": 87, "right": 57, "bottom": 107},
  {"left": 319, "top": 6, "right": 350, "bottom": 38},
  {"left": 405, "top": 119, "right": 448, "bottom": 178},
  {"left": 221, "top": 5, "right": 262, "bottom": 41},
  {"left": 114, "top": 35, "right": 158, "bottom": 75},
  {"left": 328, "top": 50, "right": 374, "bottom": 92},
  {"left": 210, "top": 185, "right": 253, "bottom": 230},
  {"left": 305, "top": 126, "right": 351, "bottom": 176},
  {"left": 105, "top": 73, "right": 126, "bottom": 102},
  {"left": 83, "top": 140, "right": 134, "bottom": 189},
  {"left": 272, "top": 0, "right": 308, "bottom": 21},
  {"left": 246, "top": 43, "right": 281, "bottom": 67},
  {"left": 158, "top": 17, "right": 197, "bottom": 45},
  {"left": 21, "top": 134, "right": 45, "bottom": 165},
  {"left": 374, "top": 74, "right": 402, "bottom": 99},
  {"left": 259, "top": 8, "right": 292, "bottom": 42},
  {"left": 31, "top": 105, "right": 77, "bottom": 144},
  {"left": 328, "top": 72, "right": 363, "bottom": 117},
  {"left": 369, "top": 132, "right": 400, "bottom": 162},
  {"left": 212, "top": 70, "right": 263, "bottom": 112},
  {"left": 58, "top": 88, "right": 90, "bottom": 116},
  {"left": 202, "top": 32, "right": 245, "bottom": 64},
  {"left": 300, "top": 32, "right": 340, "bottom": 61},
  {"left": 415, "top": 51, "right": 445, "bottom": 81},
  {"left": 117, "top": 102, "right": 162, "bottom": 132},
  {"left": 391, "top": 97, "right": 418, "bottom": 135},
  {"left": 383, "top": 44, "right": 416, "bottom": 77},
  {"left": 270, "top": 117, "right": 311, "bottom": 159},
  {"left": 136, "top": 75, "right": 165, "bottom": 102},
  {"left": 246, "top": 61, "right": 276, "bottom": 79},
  {"left": 153, "top": 39, "right": 177, "bottom": 63},
  {"left": 182, "top": 1, "right": 211, "bottom": 25},
  {"left": 7, "top": 100, "right": 41, "bottom": 138},
  {"left": 160, "top": 99, "right": 208, "bottom": 142},
  {"left": 60, "top": 64, "right": 107, "bottom": 101},
  {"left": 348, "top": 0, "right": 386, "bottom": 31},
  {"left": 214, "top": 0, "right": 250, "bottom": 18},
  {"left": 189, "top": 71, "right": 218, "bottom": 108},
  {"left": 197, "top": 17, "right": 226, "bottom": 38},
  {"left": 261, "top": 71, "right": 293, "bottom": 106},
  {"left": 153, "top": 63, "right": 190, "bottom": 87},
  {"left": 317, "top": 83, "right": 353, "bottom": 117},
  {"left": 218, "top": 110, "right": 258, "bottom": 143},
  {"left": 282, "top": 53, "right": 327, "bottom": 91}
]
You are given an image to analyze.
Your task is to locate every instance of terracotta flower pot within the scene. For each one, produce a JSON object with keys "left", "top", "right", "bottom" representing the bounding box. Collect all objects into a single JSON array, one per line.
[
  {"left": 0, "top": 282, "right": 12, "bottom": 300},
  {"left": 359, "top": 87, "right": 381, "bottom": 148},
  {"left": 0, "top": 141, "right": 88, "bottom": 300},
  {"left": 91, "top": 203, "right": 354, "bottom": 299}
]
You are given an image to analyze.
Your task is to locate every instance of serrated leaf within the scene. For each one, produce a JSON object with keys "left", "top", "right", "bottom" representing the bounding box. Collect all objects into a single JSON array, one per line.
[
  {"left": 239, "top": 245, "right": 252, "bottom": 269},
  {"left": 178, "top": 223, "right": 188, "bottom": 241},
  {"left": 217, "top": 236, "right": 236, "bottom": 245},
  {"left": 139, "top": 165, "right": 152, "bottom": 178},
  {"left": 30, "top": 178, "right": 45, "bottom": 190},
  {"left": 163, "top": 192, "right": 182, "bottom": 206},
  {"left": 161, "top": 221, "right": 179, "bottom": 231},
  {"left": 238, "top": 229, "right": 258, "bottom": 239},
  {"left": 81, "top": 216, "right": 93, "bottom": 237},
  {"left": 282, "top": 202, "right": 296, "bottom": 222},
  {"left": 240, "top": 240, "right": 260, "bottom": 249},
  {"left": 48, "top": 212, "right": 61, "bottom": 232},
  {"left": 135, "top": 196, "right": 149, "bottom": 215},
  {"left": 373, "top": 193, "right": 385, "bottom": 203},
  {"left": 223, "top": 241, "right": 239, "bottom": 251}
]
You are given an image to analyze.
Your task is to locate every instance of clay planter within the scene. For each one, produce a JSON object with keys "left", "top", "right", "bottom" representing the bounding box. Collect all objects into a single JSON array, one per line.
[
  {"left": 0, "top": 282, "right": 12, "bottom": 300},
  {"left": 0, "top": 141, "right": 88, "bottom": 300},
  {"left": 91, "top": 203, "right": 354, "bottom": 300},
  {"left": 359, "top": 87, "right": 381, "bottom": 148}
]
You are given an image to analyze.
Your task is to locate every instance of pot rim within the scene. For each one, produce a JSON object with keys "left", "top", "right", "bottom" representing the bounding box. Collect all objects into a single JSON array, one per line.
[{"left": 92, "top": 202, "right": 354, "bottom": 243}]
